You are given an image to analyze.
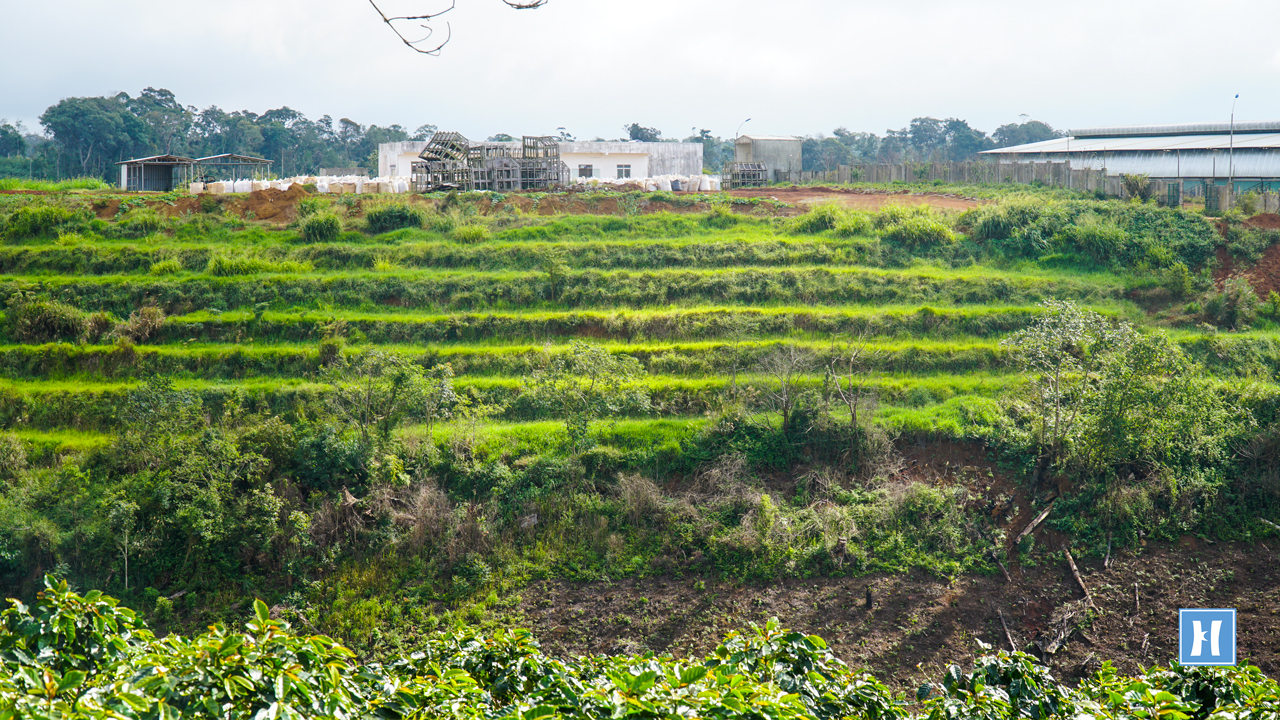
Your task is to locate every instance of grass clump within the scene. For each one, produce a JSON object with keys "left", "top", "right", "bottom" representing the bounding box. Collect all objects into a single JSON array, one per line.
[
  {"left": 149, "top": 259, "right": 183, "bottom": 276},
  {"left": 450, "top": 224, "right": 491, "bottom": 243},
  {"left": 206, "top": 254, "right": 312, "bottom": 276},
  {"left": 787, "top": 203, "right": 845, "bottom": 233},
  {"left": 365, "top": 200, "right": 426, "bottom": 234},
  {"left": 301, "top": 212, "right": 342, "bottom": 243},
  {"left": 3, "top": 205, "right": 86, "bottom": 239},
  {"left": 4, "top": 294, "right": 88, "bottom": 343}
]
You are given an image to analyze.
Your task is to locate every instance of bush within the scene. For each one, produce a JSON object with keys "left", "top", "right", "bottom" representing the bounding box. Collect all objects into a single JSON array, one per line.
[
  {"left": 832, "top": 212, "right": 874, "bottom": 238},
  {"left": 0, "top": 432, "right": 25, "bottom": 480},
  {"left": 787, "top": 203, "right": 845, "bottom": 233},
  {"left": 149, "top": 259, "right": 183, "bottom": 276},
  {"left": 880, "top": 216, "right": 956, "bottom": 247},
  {"left": 111, "top": 305, "right": 166, "bottom": 343},
  {"left": 113, "top": 211, "right": 164, "bottom": 239},
  {"left": 5, "top": 296, "right": 88, "bottom": 343},
  {"left": 300, "top": 212, "right": 342, "bottom": 243},
  {"left": 206, "top": 254, "right": 312, "bottom": 276},
  {"left": 366, "top": 201, "right": 425, "bottom": 234},
  {"left": 1056, "top": 219, "right": 1128, "bottom": 263},
  {"left": 3, "top": 205, "right": 84, "bottom": 239},
  {"left": 297, "top": 196, "right": 329, "bottom": 218},
  {"left": 701, "top": 205, "right": 739, "bottom": 229},
  {"left": 1203, "top": 276, "right": 1260, "bottom": 330},
  {"left": 450, "top": 224, "right": 491, "bottom": 243}
]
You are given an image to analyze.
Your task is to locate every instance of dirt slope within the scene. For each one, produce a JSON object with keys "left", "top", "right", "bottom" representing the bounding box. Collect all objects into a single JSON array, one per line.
[{"left": 513, "top": 541, "right": 1278, "bottom": 690}]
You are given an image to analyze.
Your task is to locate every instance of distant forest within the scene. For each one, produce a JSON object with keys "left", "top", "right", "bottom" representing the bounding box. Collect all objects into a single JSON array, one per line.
[{"left": 0, "top": 87, "right": 1062, "bottom": 180}]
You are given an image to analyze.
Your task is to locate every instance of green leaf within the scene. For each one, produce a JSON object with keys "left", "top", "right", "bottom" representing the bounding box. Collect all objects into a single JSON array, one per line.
[
  {"left": 56, "top": 670, "right": 86, "bottom": 694},
  {"left": 255, "top": 598, "right": 270, "bottom": 624}
]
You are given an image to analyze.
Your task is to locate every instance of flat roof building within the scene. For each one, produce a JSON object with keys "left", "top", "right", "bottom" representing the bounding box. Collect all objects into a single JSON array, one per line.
[
  {"left": 982, "top": 121, "right": 1280, "bottom": 192},
  {"left": 379, "top": 139, "right": 702, "bottom": 182}
]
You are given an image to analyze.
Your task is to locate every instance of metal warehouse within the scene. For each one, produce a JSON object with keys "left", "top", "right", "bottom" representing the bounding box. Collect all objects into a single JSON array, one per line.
[{"left": 982, "top": 121, "right": 1280, "bottom": 194}]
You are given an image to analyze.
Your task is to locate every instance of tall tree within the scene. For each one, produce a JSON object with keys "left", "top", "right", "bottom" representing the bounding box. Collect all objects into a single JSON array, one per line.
[{"left": 39, "top": 95, "right": 148, "bottom": 178}]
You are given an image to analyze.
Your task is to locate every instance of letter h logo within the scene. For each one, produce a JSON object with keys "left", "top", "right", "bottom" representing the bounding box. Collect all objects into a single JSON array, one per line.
[{"left": 1179, "top": 609, "right": 1236, "bottom": 666}]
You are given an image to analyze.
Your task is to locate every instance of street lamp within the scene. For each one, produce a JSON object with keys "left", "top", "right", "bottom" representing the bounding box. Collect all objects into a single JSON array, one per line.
[
  {"left": 1229, "top": 94, "right": 1239, "bottom": 200},
  {"left": 735, "top": 118, "right": 752, "bottom": 140}
]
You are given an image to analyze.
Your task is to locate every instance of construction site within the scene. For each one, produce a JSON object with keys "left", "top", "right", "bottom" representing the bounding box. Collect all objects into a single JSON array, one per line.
[{"left": 410, "top": 133, "right": 569, "bottom": 193}]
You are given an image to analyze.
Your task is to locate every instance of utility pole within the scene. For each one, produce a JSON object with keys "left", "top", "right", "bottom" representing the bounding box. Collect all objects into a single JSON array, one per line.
[{"left": 1229, "top": 94, "right": 1239, "bottom": 204}]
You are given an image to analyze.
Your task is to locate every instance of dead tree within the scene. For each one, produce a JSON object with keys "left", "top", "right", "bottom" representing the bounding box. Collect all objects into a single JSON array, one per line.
[
  {"left": 827, "top": 333, "right": 882, "bottom": 431},
  {"left": 757, "top": 344, "right": 813, "bottom": 433},
  {"left": 369, "top": 0, "right": 549, "bottom": 55}
]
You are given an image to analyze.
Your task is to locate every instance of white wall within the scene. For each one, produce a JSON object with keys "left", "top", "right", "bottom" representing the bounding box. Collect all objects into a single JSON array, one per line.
[
  {"left": 561, "top": 152, "right": 649, "bottom": 180},
  {"left": 377, "top": 140, "right": 702, "bottom": 180}
]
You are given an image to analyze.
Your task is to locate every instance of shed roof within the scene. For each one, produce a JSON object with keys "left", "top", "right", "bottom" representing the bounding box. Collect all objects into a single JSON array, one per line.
[
  {"left": 983, "top": 132, "right": 1280, "bottom": 155},
  {"left": 738, "top": 135, "right": 801, "bottom": 142},
  {"left": 115, "top": 155, "right": 196, "bottom": 165},
  {"left": 1070, "top": 120, "right": 1280, "bottom": 138},
  {"left": 196, "top": 153, "right": 272, "bottom": 164}
]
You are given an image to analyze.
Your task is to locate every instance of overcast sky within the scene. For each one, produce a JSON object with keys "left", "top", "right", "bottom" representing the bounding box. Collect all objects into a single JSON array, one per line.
[{"left": 4, "top": 0, "right": 1279, "bottom": 141}]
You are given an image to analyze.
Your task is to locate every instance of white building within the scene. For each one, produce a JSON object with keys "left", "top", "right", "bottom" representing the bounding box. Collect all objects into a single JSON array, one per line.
[{"left": 378, "top": 139, "right": 703, "bottom": 181}]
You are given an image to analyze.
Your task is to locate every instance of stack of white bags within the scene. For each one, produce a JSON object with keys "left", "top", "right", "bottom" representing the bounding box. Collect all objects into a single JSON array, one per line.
[
  {"left": 191, "top": 174, "right": 721, "bottom": 195},
  {"left": 575, "top": 175, "right": 721, "bottom": 192},
  {"left": 191, "top": 176, "right": 413, "bottom": 195}
]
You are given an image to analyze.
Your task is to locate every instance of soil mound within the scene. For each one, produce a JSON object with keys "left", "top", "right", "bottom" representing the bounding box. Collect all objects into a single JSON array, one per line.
[
  {"left": 1245, "top": 213, "right": 1280, "bottom": 230},
  {"left": 242, "top": 184, "right": 307, "bottom": 222}
]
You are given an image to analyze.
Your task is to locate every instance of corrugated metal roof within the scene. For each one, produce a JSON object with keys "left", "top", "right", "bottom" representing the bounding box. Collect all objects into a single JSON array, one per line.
[
  {"left": 115, "top": 155, "right": 196, "bottom": 165},
  {"left": 983, "top": 132, "right": 1280, "bottom": 155},
  {"left": 1070, "top": 120, "right": 1280, "bottom": 138},
  {"left": 196, "top": 154, "right": 272, "bottom": 164},
  {"left": 738, "top": 135, "right": 801, "bottom": 142},
  {"left": 1054, "top": 150, "right": 1280, "bottom": 179}
]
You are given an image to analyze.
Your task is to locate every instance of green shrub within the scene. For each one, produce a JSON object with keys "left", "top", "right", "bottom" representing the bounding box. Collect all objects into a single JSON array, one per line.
[
  {"left": 206, "top": 254, "right": 312, "bottom": 276},
  {"left": 1056, "top": 219, "right": 1128, "bottom": 263},
  {"left": 1161, "top": 262, "right": 1194, "bottom": 298},
  {"left": 297, "top": 196, "right": 329, "bottom": 218},
  {"left": 3, "top": 205, "right": 84, "bottom": 239},
  {"left": 787, "top": 203, "right": 845, "bottom": 233},
  {"left": 365, "top": 201, "right": 425, "bottom": 234},
  {"left": 872, "top": 203, "right": 937, "bottom": 229},
  {"left": 1203, "top": 276, "right": 1260, "bottom": 330},
  {"left": 301, "top": 212, "right": 341, "bottom": 243},
  {"left": 880, "top": 217, "right": 957, "bottom": 247},
  {"left": 114, "top": 211, "right": 164, "bottom": 239},
  {"left": 149, "top": 259, "right": 183, "bottom": 276},
  {"left": 5, "top": 296, "right": 88, "bottom": 343},
  {"left": 450, "top": 224, "right": 491, "bottom": 243},
  {"left": 832, "top": 212, "right": 874, "bottom": 238},
  {"left": 0, "top": 432, "right": 25, "bottom": 480},
  {"left": 701, "top": 205, "right": 739, "bottom": 229}
]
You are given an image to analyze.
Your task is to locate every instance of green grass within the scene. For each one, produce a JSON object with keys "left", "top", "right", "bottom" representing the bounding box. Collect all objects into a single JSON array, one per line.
[{"left": 0, "top": 177, "right": 113, "bottom": 191}]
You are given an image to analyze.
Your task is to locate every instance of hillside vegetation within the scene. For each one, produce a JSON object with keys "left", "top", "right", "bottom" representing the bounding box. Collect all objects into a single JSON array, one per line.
[
  {"left": 2, "top": 184, "right": 1280, "bottom": 671},
  {"left": 4, "top": 579, "right": 1279, "bottom": 720}
]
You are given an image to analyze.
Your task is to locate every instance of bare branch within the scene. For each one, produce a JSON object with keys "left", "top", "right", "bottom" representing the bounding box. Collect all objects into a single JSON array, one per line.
[
  {"left": 371, "top": 0, "right": 548, "bottom": 55},
  {"left": 369, "top": 0, "right": 455, "bottom": 55}
]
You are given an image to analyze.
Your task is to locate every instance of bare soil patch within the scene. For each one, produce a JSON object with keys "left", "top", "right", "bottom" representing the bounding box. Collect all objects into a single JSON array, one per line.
[
  {"left": 1214, "top": 214, "right": 1280, "bottom": 297},
  {"left": 514, "top": 542, "right": 1275, "bottom": 690},
  {"left": 726, "top": 186, "right": 981, "bottom": 212},
  {"left": 505, "top": 442, "right": 1279, "bottom": 688}
]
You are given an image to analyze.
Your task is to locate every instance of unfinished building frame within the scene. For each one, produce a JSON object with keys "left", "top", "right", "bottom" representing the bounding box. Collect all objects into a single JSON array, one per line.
[
  {"left": 723, "top": 162, "right": 769, "bottom": 190},
  {"left": 412, "top": 132, "right": 569, "bottom": 192}
]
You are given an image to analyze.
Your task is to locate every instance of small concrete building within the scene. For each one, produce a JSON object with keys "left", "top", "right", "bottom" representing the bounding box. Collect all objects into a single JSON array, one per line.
[
  {"left": 735, "top": 135, "right": 803, "bottom": 181},
  {"left": 379, "top": 139, "right": 702, "bottom": 181}
]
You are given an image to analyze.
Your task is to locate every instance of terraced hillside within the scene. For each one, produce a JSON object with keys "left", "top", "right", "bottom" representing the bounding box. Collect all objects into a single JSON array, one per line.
[{"left": 3, "top": 185, "right": 1280, "bottom": 672}]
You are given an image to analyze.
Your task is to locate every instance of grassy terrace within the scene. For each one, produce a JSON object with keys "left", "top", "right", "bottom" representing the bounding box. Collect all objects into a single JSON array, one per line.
[{"left": 0, "top": 190, "right": 1274, "bottom": 447}]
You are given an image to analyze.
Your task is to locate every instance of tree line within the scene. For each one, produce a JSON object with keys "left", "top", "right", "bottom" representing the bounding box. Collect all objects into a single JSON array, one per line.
[
  {"left": 0, "top": 87, "right": 436, "bottom": 181},
  {"left": 0, "top": 86, "right": 1062, "bottom": 180}
]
